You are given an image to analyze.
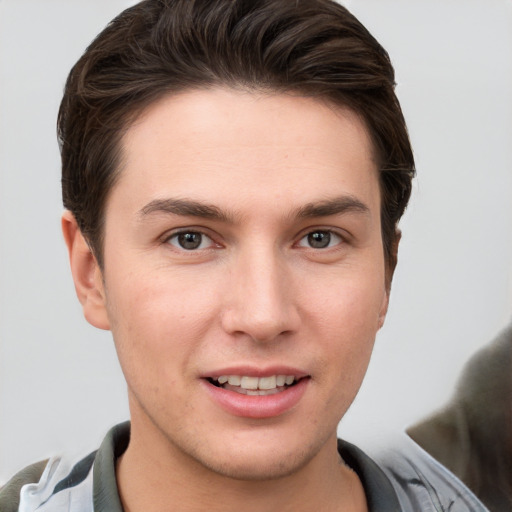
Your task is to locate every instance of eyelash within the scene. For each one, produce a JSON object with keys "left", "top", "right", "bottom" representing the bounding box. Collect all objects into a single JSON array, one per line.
[
  {"left": 165, "top": 230, "right": 217, "bottom": 251},
  {"left": 296, "top": 229, "right": 344, "bottom": 250},
  {"left": 164, "top": 228, "right": 345, "bottom": 252}
]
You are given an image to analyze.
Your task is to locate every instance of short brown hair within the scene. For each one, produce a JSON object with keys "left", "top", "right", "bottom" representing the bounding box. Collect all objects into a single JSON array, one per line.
[{"left": 58, "top": 0, "right": 415, "bottom": 279}]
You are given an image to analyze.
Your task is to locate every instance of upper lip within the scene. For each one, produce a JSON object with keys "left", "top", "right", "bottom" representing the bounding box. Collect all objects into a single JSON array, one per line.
[{"left": 201, "top": 365, "right": 309, "bottom": 380}]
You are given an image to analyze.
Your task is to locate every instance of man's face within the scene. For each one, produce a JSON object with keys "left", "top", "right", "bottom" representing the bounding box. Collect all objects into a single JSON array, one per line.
[{"left": 86, "top": 88, "right": 389, "bottom": 479}]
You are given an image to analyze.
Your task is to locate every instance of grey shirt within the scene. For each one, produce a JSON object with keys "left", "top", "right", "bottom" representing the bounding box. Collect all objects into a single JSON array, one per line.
[{"left": 0, "top": 422, "right": 488, "bottom": 512}]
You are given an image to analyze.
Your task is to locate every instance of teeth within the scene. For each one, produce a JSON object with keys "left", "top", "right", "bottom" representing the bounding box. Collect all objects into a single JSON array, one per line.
[
  {"left": 276, "top": 375, "right": 286, "bottom": 386},
  {"left": 240, "top": 376, "right": 258, "bottom": 390},
  {"left": 234, "top": 387, "right": 282, "bottom": 396},
  {"left": 215, "top": 374, "right": 297, "bottom": 391},
  {"left": 258, "top": 376, "right": 276, "bottom": 390}
]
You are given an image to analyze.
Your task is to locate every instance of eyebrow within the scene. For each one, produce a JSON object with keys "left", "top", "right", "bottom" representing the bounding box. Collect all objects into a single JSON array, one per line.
[
  {"left": 139, "top": 198, "right": 232, "bottom": 222},
  {"left": 296, "top": 196, "right": 370, "bottom": 218},
  {"left": 138, "top": 195, "right": 370, "bottom": 222}
]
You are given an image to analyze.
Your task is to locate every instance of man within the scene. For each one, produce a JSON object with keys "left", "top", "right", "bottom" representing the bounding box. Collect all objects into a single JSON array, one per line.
[{"left": 0, "top": 1, "right": 488, "bottom": 510}]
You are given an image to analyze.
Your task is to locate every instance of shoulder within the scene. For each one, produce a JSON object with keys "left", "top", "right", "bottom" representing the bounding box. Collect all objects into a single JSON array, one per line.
[
  {"left": 369, "top": 434, "right": 490, "bottom": 512},
  {"left": 0, "top": 422, "right": 129, "bottom": 512},
  {"left": 0, "top": 452, "right": 96, "bottom": 512},
  {"left": 0, "top": 460, "right": 48, "bottom": 512}
]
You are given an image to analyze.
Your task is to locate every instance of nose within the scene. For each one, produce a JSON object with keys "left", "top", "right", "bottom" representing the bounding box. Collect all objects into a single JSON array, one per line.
[{"left": 220, "top": 247, "right": 300, "bottom": 343}]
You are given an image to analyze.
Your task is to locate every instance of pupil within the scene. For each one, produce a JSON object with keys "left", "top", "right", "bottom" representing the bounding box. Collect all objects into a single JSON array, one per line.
[
  {"left": 308, "top": 231, "right": 330, "bottom": 249},
  {"left": 178, "top": 232, "right": 201, "bottom": 249}
]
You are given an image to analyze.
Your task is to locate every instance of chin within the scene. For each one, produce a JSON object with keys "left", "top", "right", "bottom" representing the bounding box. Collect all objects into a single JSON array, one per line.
[
  {"left": 173, "top": 426, "right": 332, "bottom": 483},
  {"left": 197, "top": 446, "right": 315, "bottom": 482}
]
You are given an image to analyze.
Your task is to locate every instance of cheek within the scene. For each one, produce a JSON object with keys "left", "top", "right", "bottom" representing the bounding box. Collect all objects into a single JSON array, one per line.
[
  {"left": 306, "top": 275, "right": 385, "bottom": 391},
  {"left": 104, "top": 270, "right": 217, "bottom": 386},
  {"left": 108, "top": 265, "right": 216, "bottom": 331},
  {"left": 307, "top": 270, "right": 386, "bottom": 336}
]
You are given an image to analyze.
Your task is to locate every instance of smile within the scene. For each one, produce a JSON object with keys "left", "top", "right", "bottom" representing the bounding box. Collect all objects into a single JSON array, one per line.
[
  {"left": 209, "top": 375, "right": 299, "bottom": 396},
  {"left": 203, "top": 373, "right": 309, "bottom": 418}
]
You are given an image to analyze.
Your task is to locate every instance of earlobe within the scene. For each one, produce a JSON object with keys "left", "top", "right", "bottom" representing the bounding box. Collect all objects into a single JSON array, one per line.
[
  {"left": 62, "top": 211, "right": 111, "bottom": 330},
  {"left": 377, "top": 291, "right": 389, "bottom": 330}
]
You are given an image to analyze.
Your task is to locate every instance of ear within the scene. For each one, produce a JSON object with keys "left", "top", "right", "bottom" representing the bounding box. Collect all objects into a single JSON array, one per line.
[
  {"left": 378, "top": 230, "right": 401, "bottom": 329},
  {"left": 385, "top": 229, "right": 401, "bottom": 290},
  {"left": 62, "top": 211, "right": 110, "bottom": 330},
  {"left": 377, "top": 289, "right": 390, "bottom": 330}
]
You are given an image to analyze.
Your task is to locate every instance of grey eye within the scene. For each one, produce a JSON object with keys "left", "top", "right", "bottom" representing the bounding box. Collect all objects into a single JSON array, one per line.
[
  {"left": 178, "top": 232, "right": 202, "bottom": 249},
  {"left": 298, "top": 230, "right": 342, "bottom": 249},
  {"left": 307, "top": 231, "right": 331, "bottom": 248},
  {"left": 168, "top": 231, "right": 213, "bottom": 250}
]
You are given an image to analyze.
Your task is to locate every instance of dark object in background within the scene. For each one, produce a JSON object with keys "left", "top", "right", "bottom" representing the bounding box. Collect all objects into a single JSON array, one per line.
[{"left": 408, "top": 323, "right": 512, "bottom": 511}]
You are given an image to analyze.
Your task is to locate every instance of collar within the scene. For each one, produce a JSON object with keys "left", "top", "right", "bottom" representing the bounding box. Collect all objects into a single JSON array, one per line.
[
  {"left": 93, "top": 422, "right": 129, "bottom": 512},
  {"left": 92, "top": 422, "right": 400, "bottom": 512},
  {"left": 338, "top": 439, "right": 401, "bottom": 511}
]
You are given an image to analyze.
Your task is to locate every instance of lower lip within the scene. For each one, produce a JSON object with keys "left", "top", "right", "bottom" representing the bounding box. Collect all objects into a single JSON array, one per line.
[{"left": 203, "top": 378, "right": 309, "bottom": 419}]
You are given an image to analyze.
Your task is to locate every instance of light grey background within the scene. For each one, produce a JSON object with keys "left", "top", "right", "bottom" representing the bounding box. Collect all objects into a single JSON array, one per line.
[{"left": 1, "top": 0, "right": 511, "bottom": 481}]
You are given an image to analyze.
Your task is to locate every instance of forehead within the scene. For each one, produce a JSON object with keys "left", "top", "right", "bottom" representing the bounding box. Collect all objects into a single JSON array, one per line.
[{"left": 113, "top": 88, "right": 379, "bottom": 216}]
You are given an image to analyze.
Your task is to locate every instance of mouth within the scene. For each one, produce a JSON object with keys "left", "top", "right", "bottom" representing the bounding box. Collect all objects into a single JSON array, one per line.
[
  {"left": 203, "top": 371, "right": 310, "bottom": 418},
  {"left": 207, "top": 375, "right": 302, "bottom": 396}
]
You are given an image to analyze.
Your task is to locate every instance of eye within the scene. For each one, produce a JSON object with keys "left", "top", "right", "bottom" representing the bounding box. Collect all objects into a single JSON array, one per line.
[
  {"left": 298, "top": 230, "right": 343, "bottom": 249},
  {"left": 167, "top": 231, "right": 215, "bottom": 250}
]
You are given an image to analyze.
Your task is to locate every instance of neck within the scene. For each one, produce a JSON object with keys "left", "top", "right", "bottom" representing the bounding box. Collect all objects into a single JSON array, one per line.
[{"left": 116, "top": 420, "right": 368, "bottom": 512}]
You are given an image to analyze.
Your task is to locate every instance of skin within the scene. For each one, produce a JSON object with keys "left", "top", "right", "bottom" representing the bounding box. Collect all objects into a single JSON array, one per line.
[{"left": 63, "top": 88, "right": 391, "bottom": 512}]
